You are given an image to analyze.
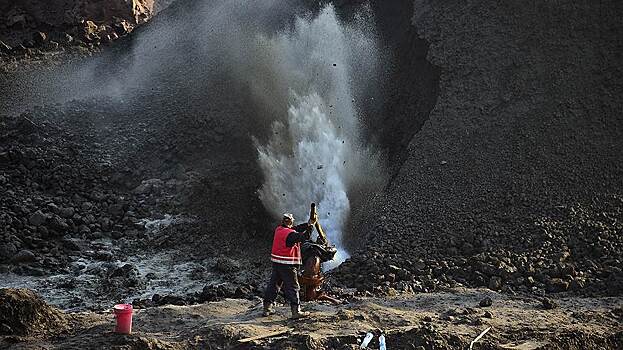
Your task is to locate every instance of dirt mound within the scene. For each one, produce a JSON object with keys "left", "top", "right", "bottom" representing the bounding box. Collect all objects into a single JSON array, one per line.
[{"left": 0, "top": 288, "right": 68, "bottom": 336}]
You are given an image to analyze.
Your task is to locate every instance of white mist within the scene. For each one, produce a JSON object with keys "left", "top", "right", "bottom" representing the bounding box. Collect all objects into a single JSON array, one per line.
[{"left": 253, "top": 6, "right": 379, "bottom": 269}]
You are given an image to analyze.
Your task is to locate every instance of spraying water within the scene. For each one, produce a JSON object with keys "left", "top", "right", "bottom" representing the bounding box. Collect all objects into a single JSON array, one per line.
[{"left": 251, "top": 7, "right": 380, "bottom": 269}]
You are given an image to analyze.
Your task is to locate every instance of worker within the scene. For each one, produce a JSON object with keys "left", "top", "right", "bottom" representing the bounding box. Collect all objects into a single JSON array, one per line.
[{"left": 262, "top": 212, "right": 317, "bottom": 318}]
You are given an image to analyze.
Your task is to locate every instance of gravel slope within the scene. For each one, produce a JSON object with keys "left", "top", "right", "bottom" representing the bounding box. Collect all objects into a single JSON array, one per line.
[{"left": 338, "top": 0, "right": 623, "bottom": 296}]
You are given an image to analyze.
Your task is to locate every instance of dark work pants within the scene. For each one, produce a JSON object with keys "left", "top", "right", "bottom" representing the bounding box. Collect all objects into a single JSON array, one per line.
[{"left": 264, "top": 263, "right": 300, "bottom": 307}]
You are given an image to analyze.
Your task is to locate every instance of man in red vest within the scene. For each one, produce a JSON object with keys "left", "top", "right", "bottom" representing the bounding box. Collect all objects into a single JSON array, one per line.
[{"left": 263, "top": 212, "right": 317, "bottom": 318}]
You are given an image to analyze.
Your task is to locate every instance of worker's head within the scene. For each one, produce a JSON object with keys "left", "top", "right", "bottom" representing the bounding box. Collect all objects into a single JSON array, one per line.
[{"left": 281, "top": 213, "right": 295, "bottom": 227}]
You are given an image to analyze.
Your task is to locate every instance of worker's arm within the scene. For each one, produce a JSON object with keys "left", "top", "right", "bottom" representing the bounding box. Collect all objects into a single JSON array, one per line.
[{"left": 285, "top": 223, "right": 314, "bottom": 247}]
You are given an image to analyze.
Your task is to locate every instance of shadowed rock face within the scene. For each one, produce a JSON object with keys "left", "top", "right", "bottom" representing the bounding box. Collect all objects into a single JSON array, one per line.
[
  {"left": 0, "top": 0, "right": 154, "bottom": 48},
  {"left": 337, "top": 0, "right": 623, "bottom": 296}
]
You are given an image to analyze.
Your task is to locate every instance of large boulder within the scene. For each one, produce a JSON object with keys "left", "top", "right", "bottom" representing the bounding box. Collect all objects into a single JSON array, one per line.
[
  {"left": 0, "top": 288, "right": 68, "bottom": 336},
  {"left": 10, "top": 250, "right": 36, "bottom": 264}
]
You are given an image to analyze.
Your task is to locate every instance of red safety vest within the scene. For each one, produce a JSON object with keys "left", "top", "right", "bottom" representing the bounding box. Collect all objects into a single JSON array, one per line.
[{"left": 270, "top": 225, "right": 302, "bottom": 265}]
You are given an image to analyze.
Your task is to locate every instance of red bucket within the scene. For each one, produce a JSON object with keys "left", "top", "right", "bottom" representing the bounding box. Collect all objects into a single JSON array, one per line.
[{"left": 113, "top": 304, "right": 133, "bottom": 334}]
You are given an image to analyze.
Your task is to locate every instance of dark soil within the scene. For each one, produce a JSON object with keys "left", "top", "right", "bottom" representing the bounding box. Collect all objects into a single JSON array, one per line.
[{"left": 336, "top": 0, "right": 623, "bottom": 298}]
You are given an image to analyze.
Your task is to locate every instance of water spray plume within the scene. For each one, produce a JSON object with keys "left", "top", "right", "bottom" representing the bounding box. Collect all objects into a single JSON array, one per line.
[{"left": 254, "top": 6, "right": 380, "bottom": 269}]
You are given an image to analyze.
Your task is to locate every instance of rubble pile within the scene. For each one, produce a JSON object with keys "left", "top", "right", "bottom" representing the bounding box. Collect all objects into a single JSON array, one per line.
[
  {"left": 334, "top": 0, "right": 623, "bottom": 297},
  {"left": 0, "top": 90, "right": 271, "bottom": 307},
  {"left": 0, "top": 100, "right": 186, "bottom": 273},
  {"left": 335, "top": 195, "right": 623, "bottom": 296}
]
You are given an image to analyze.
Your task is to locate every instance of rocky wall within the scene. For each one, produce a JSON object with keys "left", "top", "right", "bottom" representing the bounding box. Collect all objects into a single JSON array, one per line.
[{"left": 0, "top": 0, "right": 154, "bottom": 51}]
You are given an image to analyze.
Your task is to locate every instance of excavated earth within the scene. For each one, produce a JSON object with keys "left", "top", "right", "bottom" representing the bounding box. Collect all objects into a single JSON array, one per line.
[
  {"left": 1, "top": 0, "right": 622, "bottom": 349},
  {"left": 1, "top": 288, "right": 622, "bottom": 349}
]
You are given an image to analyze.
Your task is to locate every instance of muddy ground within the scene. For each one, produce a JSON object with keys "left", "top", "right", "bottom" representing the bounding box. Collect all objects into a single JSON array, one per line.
[{"left": 2, "top": 289, "right": 622, "bottom": 349}]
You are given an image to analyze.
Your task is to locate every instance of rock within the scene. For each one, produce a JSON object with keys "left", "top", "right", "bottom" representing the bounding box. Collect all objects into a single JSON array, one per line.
[
  {"left": 99, "top": 217, "right": 112, "bottom": 231},
  {"left": 33, "top": 32, "right": 47, "bottom": 44},
  {"left": 62, "top": 239, "right": 81, "bottom": 251},
  {"left": 45, "top": 41, "right": 59, "bottom": 50},
  {"left": 570, "top": 278, "right": 586, "bottom": 291},
  {"left": 214, "top": 257, "right": 240, "bottom": 273},
  {"left": 133, "top": 178, "right": 164, "bottom": 194},
  {"left": 0, "top": 243, "right": 18, "bottom": 261},
  {"left": 396, "top": 281, "right": 412, "bottom": 293},
  {"left": 113, "top": 19, "right": 133, "bottom": 35},
  {"left": 386, "top": 273, "right": 397, "bottom": 283},
  {"left": 189, "top": 266, "right": 207, "bottom": 280},
  {"left": 110, "top": 264, "right": 139, "bottom": 279},
  {"left": 21, "top": 266, "right": 46, "bottom": 276},
  {"left": 483, "top": 311, "right": 493, "bottom": 318},
  {"left": 84, "top": 214, "right": 96, "bottom": 225},
  {"left": 108, "top": 204, "right": 125, "bottom": 216},
  {"left": 94, "top": 251, "right": 114, "bottom": 261},
  {"left": 488, "top": 276, "right": 502, "bottom": 290},
  {"left": 37, "top": 226, "right": 50, "bottom": 238},
  {"left": 49, "top": 216, "right": 69, "bottom": 232},
  {"left": 541, "top": 297, "right": 559, "bottom": 310},
  {"left": 461, "top": 242, "right": 474, "bottom": 254},
  {"left": 83, "top": 20, "right": 100, "bottom": 42},
  {"left": 81, "top": 202, "right": 94, "bottom": 211},
  {"left": 479, "top": 296, "right": 493, "bottom": 307},
  {"left": 6, "top": 14, "right": 27, "bottom": 27},
  {"left": 546, "top": 278, "right": 569, "bottom": 292},
  {"left": 28, "top": 211, "right": 46, "bottom": 226},
  {"left": 0, "top": 288, "right": 68, "bottom": 336},
  {"left": 158, "top": 295, "right": 186, "bottom": 306},
  {"left": 10, "top": 250, "right": 36, "bottom": 264},
  {"left": 200, "top": 283, "right": 241, "bottom": 302}
]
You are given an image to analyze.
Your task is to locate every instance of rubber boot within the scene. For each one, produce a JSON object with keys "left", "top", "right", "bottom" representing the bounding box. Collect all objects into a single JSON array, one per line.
[
  {"left": 262, "top": 302, "right": 274, "bottom": 317},
  {"left": 290, "top": 304, "right": 310, "bottom": 319}
]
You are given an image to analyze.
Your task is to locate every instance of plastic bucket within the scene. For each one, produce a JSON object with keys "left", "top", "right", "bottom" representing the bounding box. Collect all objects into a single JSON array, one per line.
[{"left": 113, "top": 304, "right": 133, "bottom": 334}]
